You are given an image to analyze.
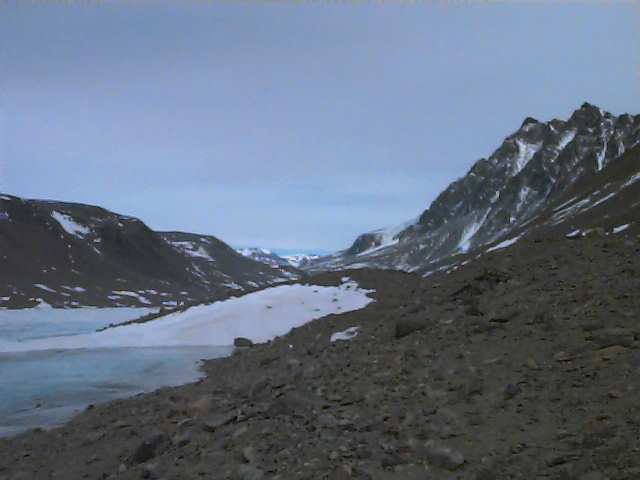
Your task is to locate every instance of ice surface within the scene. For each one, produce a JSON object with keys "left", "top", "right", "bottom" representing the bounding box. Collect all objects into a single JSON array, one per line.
[
  {"left": 0, "top": 306, "right": 183, "bottom": 435},
  {"left": 51, "top": 211, "right": 90, "bottom": 237},
  {"left": 0, "top": 307, "right": 158, "bottom": 343},
  {"left": 0, "top": 281, "right": 374, "bottom": 352},
  {"left": 0, "top": 283, "right": 374, "bottom": 435},
  {"left": 0, "top": 346, "right": 228, "bottom": 437}
]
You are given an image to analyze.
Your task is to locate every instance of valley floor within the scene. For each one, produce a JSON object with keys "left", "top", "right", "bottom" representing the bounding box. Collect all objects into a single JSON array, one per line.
[{"left": 1, "top": 232, "right": 639, "bottom": 479}]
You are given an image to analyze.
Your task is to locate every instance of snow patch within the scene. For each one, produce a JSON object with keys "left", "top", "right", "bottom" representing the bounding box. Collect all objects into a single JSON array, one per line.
[
  {"left": 357, "top": 217, "right": 418, "bottom": 257},
  {"left": 556, "top": 129, "right": 577, "bottom": 154},
  {"left": 513, "top": 139, "right": 542, "bottom": 175},
  {"left": 596, "top": 142, "right": 607, "bottom": 171},
  {"left": 110, "top": 291, "right": 151, "bottom": 304},
  {"left": 486, "top": 235, "right": 522, "bottom": 252},
  {"left": 33, "top": 284, "right": 56, "bottom": 293},
  {"left": 330, "top": 326, "right": 360, "bottom": 342},
  {"left": 622, "top": 172, "right": 640, "bottom": 189},
  {"left": 51, "top": 211, "right": 90, "bottom": 238},
  {"left": 63, "top": 286, "right": 86, "bottom": 293},
  {"left": 457, "top": 209, "right": 490, "bottom": 253},
  {"left": 170, "top": 241, "right": 213, "bottom": 261}
]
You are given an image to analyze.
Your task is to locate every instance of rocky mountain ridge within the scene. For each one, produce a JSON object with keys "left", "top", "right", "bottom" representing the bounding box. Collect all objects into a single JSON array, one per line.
[
  {"left": 0, "top": 195, "right": 300, "bottom": 308},
  {"left": 307, "top": 103, "right": 640, "bottom": 274}
]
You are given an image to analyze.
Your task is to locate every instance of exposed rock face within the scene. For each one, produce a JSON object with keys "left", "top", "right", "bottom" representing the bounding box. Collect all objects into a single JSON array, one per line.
[
  {"left": 0, "top": 196, "right": 300, "bottom": 308},
  {"left": 307, "top": 104, "right": 640, "bottom": 274}
]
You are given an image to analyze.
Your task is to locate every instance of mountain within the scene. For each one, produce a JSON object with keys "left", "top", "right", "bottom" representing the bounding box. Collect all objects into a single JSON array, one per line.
[
  {"left": 0, "top": 195, "right": 301, "bottom": 308},
  {"left": 237, "top": 247, "right": 320, "bottom": 270},
  {"left": 282, "top": 253, "right": 320, "bottom": 269},
  {"left": 306, "top": 103, "right": 640, "bottom": 274},
  {"left": 236, "top": 248, "right": 292, "bottom": 269}
]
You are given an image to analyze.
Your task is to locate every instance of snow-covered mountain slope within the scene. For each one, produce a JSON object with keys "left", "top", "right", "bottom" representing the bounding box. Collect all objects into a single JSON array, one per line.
[
  {"left": 237, "top": 247, "right": 319, "bottom": 270},
  {"left": 306, "top": 103, "right": 640, "bottom": 274},
  {"left": 282, "top": 253, "right": 320, "bottom": 269},
  {"left": 237, "top": 247, "right": 292, "bottom": 268},
  {"left": 0, "top": 196, "right": 299, "bottom": 308}
]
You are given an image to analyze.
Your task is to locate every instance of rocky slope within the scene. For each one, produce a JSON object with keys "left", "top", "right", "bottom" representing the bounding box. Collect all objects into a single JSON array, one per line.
[
  {"left": 0, "top": 195, "right": 300, "bottom": 308},
  {"left": 1, "top": 226, "right": 639, "bottom": 479},
  {"left": 308, "top": 103, "right": 640, "bottom": 274}
]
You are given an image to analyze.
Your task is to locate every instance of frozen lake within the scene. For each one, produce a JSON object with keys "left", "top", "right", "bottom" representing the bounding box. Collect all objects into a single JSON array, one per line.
[
  {"left": 0, "top": 281, "right": 374, "bottom": 437},
  {"left": 0, "top": 306, "right": 230, "bottom": 437},
  {"left": 0, "top": 345, "right": 229, "bottom": 437}
]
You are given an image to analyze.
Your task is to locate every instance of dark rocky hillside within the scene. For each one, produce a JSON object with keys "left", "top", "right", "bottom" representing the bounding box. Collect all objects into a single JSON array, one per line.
[
  {"left": 308, "top": 104, "right": 640, "bottom": 273},
  {"left": 0, "top": 195, "right": 300, "bottom": 308},
  {"left": 1, "top": 225, "right": 639, "bottom": 479}
]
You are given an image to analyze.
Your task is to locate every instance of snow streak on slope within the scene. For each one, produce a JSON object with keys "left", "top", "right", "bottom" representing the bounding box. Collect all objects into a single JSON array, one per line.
[
  {"left": 51, "top": 211, "right": 90, "bottom": 237},
  {"left": 0, "top": 281, "right": 374, "bottom": 352},
  {"left": 169, "top": 241, "right": 214, "bottom": 261},
  {"left": 513, "top": 139, "right": 543, "bottom": 174},
  {"left": 458, "top": 209, "right": 490, "bottom": 253}
]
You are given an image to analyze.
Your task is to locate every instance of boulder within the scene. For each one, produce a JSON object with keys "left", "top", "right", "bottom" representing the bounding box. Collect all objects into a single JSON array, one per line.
[
  {"left": 127, "top": 432, "right": 169, "bottom": 465},
  {"left": 395, "top": 318, "right": 428, "bottom": 339}
]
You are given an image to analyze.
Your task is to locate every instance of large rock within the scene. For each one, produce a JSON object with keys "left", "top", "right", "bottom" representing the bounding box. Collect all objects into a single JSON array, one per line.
[
  {"left": 425, "top": 442, "right": 465, "bottom": 470},
  {"left": 127, "top": 432, "right": 169, "bottom": 465},
  {"left": 395, "top": 318, "right": 428, "bottom": 339},
  {"left": 237, "top": 464, "right": 264, "bottom": 480},
  {"left": 202, "top": 411, "right": 237, "bottom": 432}
]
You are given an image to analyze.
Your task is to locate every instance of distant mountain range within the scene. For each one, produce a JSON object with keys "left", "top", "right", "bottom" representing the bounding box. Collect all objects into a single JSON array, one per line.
[
  {"left": 3, "top": 103, "right": 638, "bottom": 308},
  {"left": 236, "top": 248, "right": 320, "bottom": 269},
  {"left": 306, "top": 103, "right": 640, "bottom": 274},
  {"left": 0, "top": 196, "right": 301, "bottom": 308}
]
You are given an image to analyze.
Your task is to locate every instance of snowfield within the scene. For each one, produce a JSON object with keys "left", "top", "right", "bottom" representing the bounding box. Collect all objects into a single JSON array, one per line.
[{"left": 0, "top": 281, "right": 374, "bottom": 352}]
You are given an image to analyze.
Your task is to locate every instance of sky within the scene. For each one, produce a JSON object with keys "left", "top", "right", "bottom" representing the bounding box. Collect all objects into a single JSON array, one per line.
[{"left": 1, "top": 1, "right": 639, "bottom": 254}]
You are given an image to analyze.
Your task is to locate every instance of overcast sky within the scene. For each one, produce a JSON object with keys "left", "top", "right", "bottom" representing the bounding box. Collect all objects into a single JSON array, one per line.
[{"left": 1, "top": 1, "right": 638, "bottom": 253}]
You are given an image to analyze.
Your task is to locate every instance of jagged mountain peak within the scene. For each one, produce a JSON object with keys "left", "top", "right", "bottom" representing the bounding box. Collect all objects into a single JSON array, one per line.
[
  {"left": 520, "top": 116, "right": 539, "bottom": 128},
  {"left": 306, "top": 103, "right": 640, "bottom": 274}
]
